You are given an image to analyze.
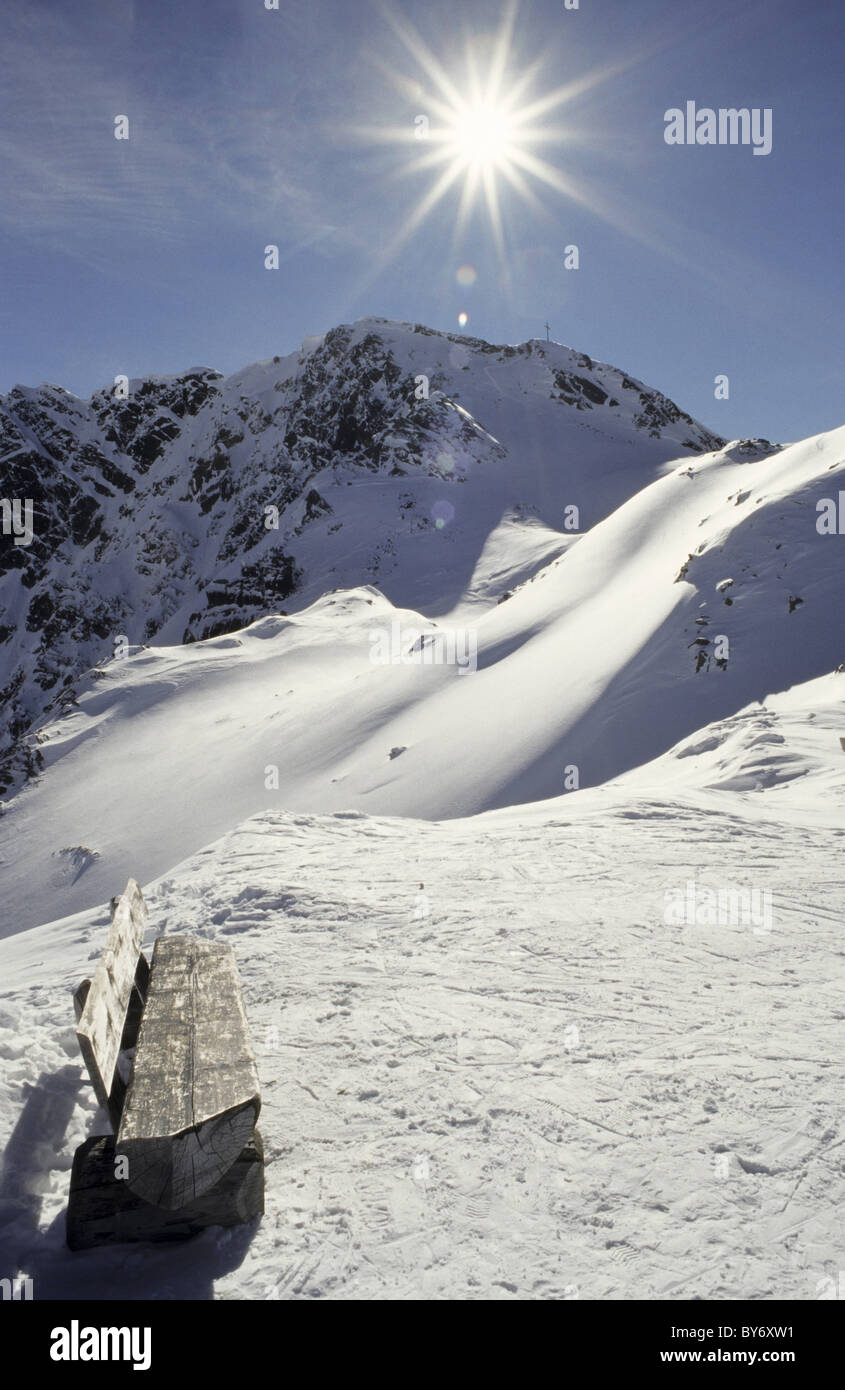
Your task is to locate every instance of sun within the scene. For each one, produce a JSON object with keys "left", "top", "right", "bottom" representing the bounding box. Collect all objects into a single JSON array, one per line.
[
  {"left": 351, "top": 0, "right": 664, "bottom": 295},
  {"left": 450, "top": 101, "right": 518, "bottom": 170},
  {"left": 357, "top": 0, "right": 595, "bottom": 269}
]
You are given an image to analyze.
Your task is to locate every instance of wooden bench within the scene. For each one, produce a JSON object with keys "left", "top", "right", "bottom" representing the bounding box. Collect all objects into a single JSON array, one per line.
[{"left": 66, "top": 879, "right": 264, "bottom": 1251}]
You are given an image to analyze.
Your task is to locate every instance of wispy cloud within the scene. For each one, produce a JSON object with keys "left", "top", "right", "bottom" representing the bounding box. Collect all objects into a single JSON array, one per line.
[{"left": 0, "top": 1, "right": 362, "bottom": 275}]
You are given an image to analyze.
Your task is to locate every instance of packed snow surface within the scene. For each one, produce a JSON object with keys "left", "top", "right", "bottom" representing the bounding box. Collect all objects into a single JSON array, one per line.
[{"left": 0, "top": 765, "right": 842, "bottom": 1299}]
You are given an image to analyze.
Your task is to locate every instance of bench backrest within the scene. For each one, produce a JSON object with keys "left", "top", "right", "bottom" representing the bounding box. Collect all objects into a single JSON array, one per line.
[{"left": 75, "top": 879, "right": 148, "bottom": 1129}]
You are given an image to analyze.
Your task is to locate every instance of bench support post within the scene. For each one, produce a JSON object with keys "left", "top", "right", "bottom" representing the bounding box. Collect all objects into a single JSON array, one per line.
[{"left": 67, "top": 1133, "right": 264, "bottom": 1251}]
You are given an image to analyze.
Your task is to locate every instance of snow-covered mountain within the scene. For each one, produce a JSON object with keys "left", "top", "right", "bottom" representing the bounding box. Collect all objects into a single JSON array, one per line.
[
  {"left": 1, "top": 391, "right": 842, "bottom": 932},
  {"left": 1, "top": 321, "right": 843, "bottom": 1302},
  {"left": 0, "top": 318, "right": 724, "bottom": 794}
]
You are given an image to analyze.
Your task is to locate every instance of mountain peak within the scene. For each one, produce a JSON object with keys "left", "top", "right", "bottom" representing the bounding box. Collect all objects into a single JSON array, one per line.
[{"left": 0, "top": 319, "right": 725, "bottom": 793}]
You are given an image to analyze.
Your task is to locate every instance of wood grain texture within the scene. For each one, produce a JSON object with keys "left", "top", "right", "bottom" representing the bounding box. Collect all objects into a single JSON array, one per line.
[
  {"left": 116, "top": 935, "right": 261, "bottom": 1210},
  {"left": 66, "top": 1132, "right": 264, "bottom": 1250},
  {"left": 75, "top": 878, "right": 148, "bottom": 1129}
]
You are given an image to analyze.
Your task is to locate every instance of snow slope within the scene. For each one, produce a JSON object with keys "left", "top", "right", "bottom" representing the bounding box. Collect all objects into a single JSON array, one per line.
[
  {"left": 611, "top": 671, "right": 845, "bottom": 819},
  {"left": 0, "top": 772, "right": 842, "bottom": 1300},
  {"left": 2, "top": 424, "right": 842, "bottom": 934}
]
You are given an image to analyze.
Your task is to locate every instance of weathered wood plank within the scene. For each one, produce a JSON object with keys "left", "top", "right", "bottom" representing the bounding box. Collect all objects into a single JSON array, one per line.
[
  {"left": 66, "top": 1132, "right": 264, "bottom": 1251},
  {"left": 75, "top": 878, "right": 148, "bottom": 1129},
  {"left": 75, "top": 954, "right": 149, "bottom": 1037},
  {"left": 124, "top": 952, "right": 151, "bottom": 1050},
  {"left": 73, "top": 979, "right": 91, "bottom": 1024},
  {"left": 116, "top": 935, "right": 261, "bottom": 1210}
]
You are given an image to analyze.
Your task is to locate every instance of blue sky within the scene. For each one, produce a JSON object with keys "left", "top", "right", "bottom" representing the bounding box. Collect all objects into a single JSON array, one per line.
[{"left": 0, "top": 0, "right": 843, "bottom": 443}]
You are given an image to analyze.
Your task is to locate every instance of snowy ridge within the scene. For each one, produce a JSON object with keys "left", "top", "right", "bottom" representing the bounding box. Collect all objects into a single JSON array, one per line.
[
  {"left": 0, "top": 318, "right": 723, "bottom": 793},
  {"left": 1, "top": 418, "right": 843, "bottom": 932}
]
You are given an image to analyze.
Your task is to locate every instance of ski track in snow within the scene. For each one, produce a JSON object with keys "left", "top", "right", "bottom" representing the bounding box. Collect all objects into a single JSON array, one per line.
[{"left": 1, "top": 797, "right": 842, "bottom": 1301}]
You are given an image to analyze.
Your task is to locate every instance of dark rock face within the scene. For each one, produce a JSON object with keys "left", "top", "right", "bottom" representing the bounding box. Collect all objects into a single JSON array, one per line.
[
  {"left": 0, "top": 321, "right": 724, "bottom": 795},
  {"left": 0, "top": 363, "right": 300, "bottom": 793}
]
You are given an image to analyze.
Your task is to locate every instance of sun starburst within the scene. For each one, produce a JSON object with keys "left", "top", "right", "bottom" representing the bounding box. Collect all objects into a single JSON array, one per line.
[
  {"left": 358, "top": 0, "right": 602, "bottom": 269},
  {"left": 344, "top": 0, "right": 691, "bottom": 310}
]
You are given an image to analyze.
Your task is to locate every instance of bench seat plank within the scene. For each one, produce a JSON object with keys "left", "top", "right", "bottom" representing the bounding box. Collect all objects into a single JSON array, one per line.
[{"left": 116, "top": 935, "right": 261, "bottom": 1210}]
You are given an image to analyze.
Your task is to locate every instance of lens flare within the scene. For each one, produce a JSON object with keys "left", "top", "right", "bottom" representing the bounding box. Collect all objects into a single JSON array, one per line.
[
  {"left": 456, "top": 264, "right": 477, "bottom": 286},
  {"left": 458, "top": 311, "right": 469, "bottom": 327}
]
